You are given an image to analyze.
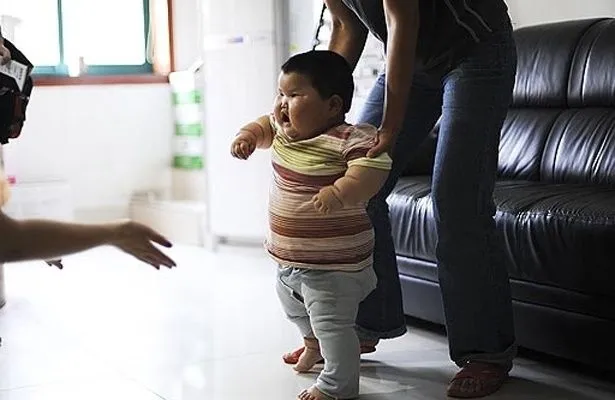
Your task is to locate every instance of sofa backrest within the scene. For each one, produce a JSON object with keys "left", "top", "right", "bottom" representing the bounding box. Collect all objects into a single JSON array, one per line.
[
  {"left": 404, "top": 18, "right": 615, "bottom": 187},
  {"left": 500, "top": 18, "right": 615, "bottom": 186}
]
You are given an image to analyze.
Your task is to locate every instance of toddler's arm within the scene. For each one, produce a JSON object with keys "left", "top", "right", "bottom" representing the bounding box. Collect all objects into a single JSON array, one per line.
[
  {"left": 231, "top": 115, "right": 275, "bottom": 159},
  {"left": 312, "top": 166, "right": 389, "bottom": 214},
  {"left": 332, "top": 165, "right": 389, "bottom": 206}
]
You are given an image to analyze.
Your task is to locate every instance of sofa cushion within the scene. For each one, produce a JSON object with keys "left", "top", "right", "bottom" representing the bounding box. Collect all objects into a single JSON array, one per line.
[
  {"left": 388, "top": 177, "right": 615, "bottom": 297},
  {"left": 496, "top": 180, "right": 615, "bottom": 297}
]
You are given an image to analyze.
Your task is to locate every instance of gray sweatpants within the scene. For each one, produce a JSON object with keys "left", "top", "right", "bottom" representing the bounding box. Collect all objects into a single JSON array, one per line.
[{"left": 276, "top": 265, "right": 377, "bottom": 399}]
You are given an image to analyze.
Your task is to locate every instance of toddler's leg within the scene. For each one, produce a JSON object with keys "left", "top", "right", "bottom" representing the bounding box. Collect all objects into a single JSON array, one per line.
[
  {"left": 300, "top": 267, "right": 377, "bottom": 399},
  {"left": 276, "top": 266, "right": 323, "bottom": 371}
]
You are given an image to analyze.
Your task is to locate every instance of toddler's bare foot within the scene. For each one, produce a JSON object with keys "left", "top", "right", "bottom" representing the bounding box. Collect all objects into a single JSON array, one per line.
[
  {"left": 298, "top": 386, "right": 335, "bottom": 400},
  {"left": 293, "top": 337, "right": 323, "bottom": 373},
  {"left": 293, "top": 347, "right": 323, "bottom": 372},
  {"left": 283, "top": 339, "right": 378, "bottom": 365}
]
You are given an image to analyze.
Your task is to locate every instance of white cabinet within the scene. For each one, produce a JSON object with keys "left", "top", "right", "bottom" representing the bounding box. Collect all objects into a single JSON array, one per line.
[{"left": 201, "top": 0, "right": 286, "bottom": 243}]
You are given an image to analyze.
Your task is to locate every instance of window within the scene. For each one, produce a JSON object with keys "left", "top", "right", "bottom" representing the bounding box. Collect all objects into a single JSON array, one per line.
[{"left": 2, "top": 0, "right": 155, "bottom": 76}]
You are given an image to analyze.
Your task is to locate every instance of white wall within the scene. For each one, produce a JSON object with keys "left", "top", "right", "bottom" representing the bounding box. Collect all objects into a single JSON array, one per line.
[
  {"left": 506, "top": 0, "right": 615, "bottom": 28},
  {"left": 172, "top": 0, "right": 201, "bottom": 70},
  {"left": 1, "top": 0, "right": 203, "bottom": 221},
  {"left": 2, "top": 85, "right": 174, "bottom": 220}
]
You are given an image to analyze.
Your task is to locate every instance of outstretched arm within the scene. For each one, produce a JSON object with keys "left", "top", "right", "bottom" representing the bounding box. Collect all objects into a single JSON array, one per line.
[
  {"left": 231, "top": 115, "right": 275, "bottom": 159},
  {"left": 0, "top": 211, "right": 176, "bottom": 269}
]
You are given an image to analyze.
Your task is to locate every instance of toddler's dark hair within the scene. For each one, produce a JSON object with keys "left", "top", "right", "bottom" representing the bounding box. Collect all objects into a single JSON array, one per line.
[{"left": 281, "top": 50, "right": 354, "bottom": 113}]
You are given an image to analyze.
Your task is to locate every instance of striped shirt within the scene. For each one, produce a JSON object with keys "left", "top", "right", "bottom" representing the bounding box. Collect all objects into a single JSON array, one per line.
[{"left": 265, "top": 119, "right": 392, "bottom": 271}]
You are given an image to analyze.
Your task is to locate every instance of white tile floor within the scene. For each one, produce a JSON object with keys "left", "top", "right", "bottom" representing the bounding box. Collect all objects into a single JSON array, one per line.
[{"left": 0, "top": 244, "right": 614, "bottom": 400}]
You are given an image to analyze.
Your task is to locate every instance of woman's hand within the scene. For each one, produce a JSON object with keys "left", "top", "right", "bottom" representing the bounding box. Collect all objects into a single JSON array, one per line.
[
  {"left": 109, "top": 221, "right": 176, "bottom": 269},
  {"left": 367, "top": 127, "right": 398, "bottom": 158}
]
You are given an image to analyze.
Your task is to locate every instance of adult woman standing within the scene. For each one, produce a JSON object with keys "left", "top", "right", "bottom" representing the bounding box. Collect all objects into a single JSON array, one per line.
[{"left": 287, "top": 1, "right": 517, "bottom": 397}]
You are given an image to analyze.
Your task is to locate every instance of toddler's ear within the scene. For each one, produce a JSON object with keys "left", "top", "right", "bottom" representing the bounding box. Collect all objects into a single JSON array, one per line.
[{"left": 328, "top": 95, "right": 344, "bottom": 116}]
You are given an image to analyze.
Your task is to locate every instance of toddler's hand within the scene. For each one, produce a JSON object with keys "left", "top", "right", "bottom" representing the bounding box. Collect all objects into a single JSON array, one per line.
[
  {"left": 231, "top": 136, "right": 255, "bottom": 160},
  {"left": 312, "top": 186, "right": 343, "bottom": 215}
]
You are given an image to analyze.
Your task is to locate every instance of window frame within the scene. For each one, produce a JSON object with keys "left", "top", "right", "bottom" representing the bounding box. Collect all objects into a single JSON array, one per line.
[{"left": 32, "top": 0, "right": 174, "bottom": 86}]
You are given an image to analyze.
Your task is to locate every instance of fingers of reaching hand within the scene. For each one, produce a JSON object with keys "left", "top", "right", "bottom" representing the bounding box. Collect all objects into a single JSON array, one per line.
[
  {"left": 0, "top": 46, "right": 11, "bottom": 65},
  {"left": 138, "top": 254, "right": 161, "bottom": 270},
  {"left": 143, "top": 225, "right": 172, "bottom": 248},
  {"left": 135, "top": 243, "right": 175, "bottom": 269},
  {"left": 121, "top": 222, "right": 176, "bottom": 269},
  {"left": 146, "top": 242, "right": 176, "bottom": 269}
]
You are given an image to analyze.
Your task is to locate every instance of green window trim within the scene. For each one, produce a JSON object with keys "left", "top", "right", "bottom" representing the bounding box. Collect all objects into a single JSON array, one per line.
[{"left": 33, "top": 0, "right": 152, "bottom": 76}]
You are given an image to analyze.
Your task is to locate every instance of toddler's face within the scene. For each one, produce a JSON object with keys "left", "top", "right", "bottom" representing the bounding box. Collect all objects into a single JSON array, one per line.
[{"left": 273, "top": 72, "right": 340, "bottom": 141}]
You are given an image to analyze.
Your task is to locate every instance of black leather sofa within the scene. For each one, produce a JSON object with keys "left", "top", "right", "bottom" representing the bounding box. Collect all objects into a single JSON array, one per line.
[{"left": 388, "top": 18, "right": 615, "bottom": 371}]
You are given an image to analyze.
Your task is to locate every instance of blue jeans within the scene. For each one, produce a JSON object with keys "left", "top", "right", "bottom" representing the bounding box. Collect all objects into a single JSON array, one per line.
[{"left": 356, "top": 24, "right": 518, "bottom": 369}]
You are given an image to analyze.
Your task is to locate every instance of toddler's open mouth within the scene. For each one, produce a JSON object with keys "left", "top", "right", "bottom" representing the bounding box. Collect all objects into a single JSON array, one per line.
[{"left": 280, "top": 110, "right": 290, "bottom": 124}]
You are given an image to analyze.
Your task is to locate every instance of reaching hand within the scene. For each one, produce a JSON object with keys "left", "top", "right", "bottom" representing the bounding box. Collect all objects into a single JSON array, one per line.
[
  {"left": 0, "top": 41, "right": 11, "bottom": 65},
  {"left": 110, "top": 221, "right": 176, "bottom": 269},
  {"left": 231, "top": 134, "right": 256, "bottom": 160},
  {"left": 367, "top": 127, "right": 397, "bottom": 158},
  {"left": 311, "top": 186, "right": 344, "bottom": 215}
]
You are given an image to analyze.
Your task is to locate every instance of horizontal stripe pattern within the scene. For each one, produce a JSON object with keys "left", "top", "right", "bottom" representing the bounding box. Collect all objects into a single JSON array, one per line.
[
  {"left": 266, "top": 231, "right": 375, "bottom": 271},
  {"left": 269, "top": 211, "right": 372, "bottom": 238},
  {"left": 273, "top": 163, "right": 343, "bottom": 190},
  {"left": 265, "top": 117, "right": 392, "bottom": 271}
]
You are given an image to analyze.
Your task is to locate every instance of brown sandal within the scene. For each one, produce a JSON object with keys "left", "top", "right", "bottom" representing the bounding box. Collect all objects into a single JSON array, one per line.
[
  {"left": 283, "top": 340, "right": 378, "bottom": 365},
  {"left": 447, "top": 362, "right": 509, "bottom": 398}
]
